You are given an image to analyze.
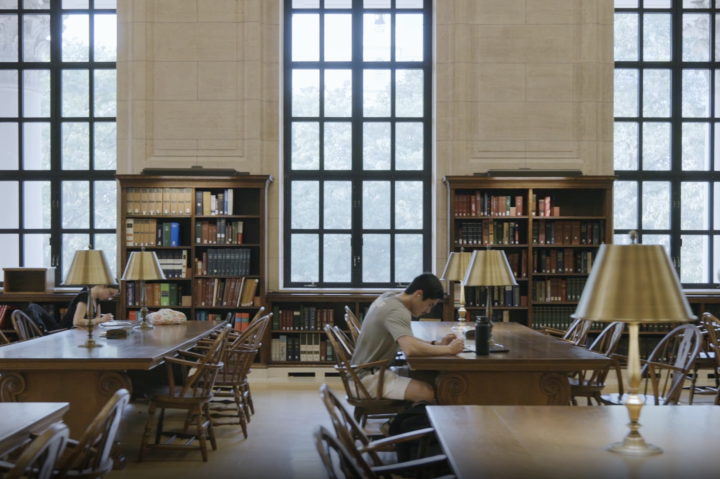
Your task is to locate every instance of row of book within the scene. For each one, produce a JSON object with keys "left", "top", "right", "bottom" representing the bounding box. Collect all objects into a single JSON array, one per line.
[
  {"left": 194, "top": 277, "right": 259, "bottom": 307},
  {"left": 529, "top": 307, "right": 601, "bottom": 331},
  {"left": 453, "top": 193, "right": 571, "bottom": 218},
  {"left": 462, "top": 285, "right": 526, "bottom": 308},
  {"left": 196, "top": 190, "right": 236, "bottom": 216},
  {"left": 506, "top": 251, "right": 528, "bottom": 279},
  {"left": 195, "top": 220, "right": 244, "bottom": 245},
  {"left": 125, "top": 282, "right": 186, "bottom": 307},
  {"left": 532, "top": 220, "right": 604, "bottom": 246},
  {"left": 533, "top": 250, "right": 594, "bottom": 274},
  {"left": 531, "top": 278, "right": 587, "bottom": 303},
  {"left": 155, "top": 250, "right": 189, "bottom": 278},
  {"left": 125, "top": 219, "right": 181, "bottom": 247},
  {"left": 455, "top": 193, "right": 524, "bottom": 217},
  {"left": 455, "top": 221, "right": 522, "bottom": 246},
  {"left": 270, "top": 334, "right": 334, "bottom": 362},
  {"left": 126, "top": 187, "right": 193, "bottom": 216},
  {"left": 272, "top": 307, "right": 336, "bottom": 331},
  {"left": 194, "top": 249, "right": 252, "bottom": 276}
]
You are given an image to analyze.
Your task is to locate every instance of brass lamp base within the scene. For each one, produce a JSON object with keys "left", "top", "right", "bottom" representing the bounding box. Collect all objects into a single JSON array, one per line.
[
  {"left": 607, "top": 431, "right": 662, "bottom": 456},
  {"left": 78, "top": 338, "right": 102, "bottom": 348},
  {"left": 133, "top": 306, "right": 154, "bottom": 330}
]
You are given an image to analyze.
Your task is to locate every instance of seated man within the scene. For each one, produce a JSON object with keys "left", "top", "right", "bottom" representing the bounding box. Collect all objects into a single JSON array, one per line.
[{"left": 351, "top": 273, "right": 464, "bottom": 403}]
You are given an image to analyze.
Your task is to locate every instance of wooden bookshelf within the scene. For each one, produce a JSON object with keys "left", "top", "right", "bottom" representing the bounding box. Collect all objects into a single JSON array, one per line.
[
  {"left": 264, "top": 292, "right": 447, "bottom": 366},
  {"left": 116, "top": 175, "right": 272, "bottom": 325},
  {"left": 443, "top": 176, "right": 615, "bottom": 330}
]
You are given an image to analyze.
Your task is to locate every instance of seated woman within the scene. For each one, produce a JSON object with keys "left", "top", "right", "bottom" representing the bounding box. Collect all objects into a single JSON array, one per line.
[{"left": 58, "top": 284, "right": 118, "bottom": 329}]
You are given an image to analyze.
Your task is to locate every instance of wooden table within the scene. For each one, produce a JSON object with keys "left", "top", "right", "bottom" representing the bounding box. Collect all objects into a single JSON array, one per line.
[
  {"left": 0, "top": 322, "right": 222, "bottom": 439},
  {"left": 0, "top": 402, "right": 69, "bottom": 457},
  {"left": 409, "top": 322, "right": 609, "bottom": 405},
  {"left": 427, "top": 405, "right": 720, "bottom": 479}
]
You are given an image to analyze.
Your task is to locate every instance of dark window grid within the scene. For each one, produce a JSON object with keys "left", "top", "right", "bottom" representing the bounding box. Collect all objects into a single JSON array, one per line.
[
  {"left": 284, "top": 0, "right": 431, "bottom": 288},
  {"left": 0, "top": 3, "right": 116, "bottom": 285},
  {"left": 614, "top": 2, "right": 720, "bottom": 286}
]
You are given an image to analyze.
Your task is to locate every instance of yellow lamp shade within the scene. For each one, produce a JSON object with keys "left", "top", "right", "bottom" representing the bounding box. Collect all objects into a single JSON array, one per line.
[
  {"left": 572, "top": 243, "right": 695, "bottom": 323},
  {"left": 462, "top": 249, "right": 517, "bottom": 287},
  {"left": 441, "top": 251, "right": 472, "bottom": 282},
  {"left": 63, "top": 249, "right": 114, "bottom": 286},
  {"left": 121, "top": 251, "right": 166, "bottom": 281}
]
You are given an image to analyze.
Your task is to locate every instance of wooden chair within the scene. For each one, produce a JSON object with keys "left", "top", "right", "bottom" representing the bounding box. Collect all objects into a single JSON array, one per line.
[
  {"left": 314, "top": 406, "right": 452, "bottom": 479},
  {"left": 568, "top": 322, "right": 625, "bottom": 405},
  {"left": 333, "top": 325, "right": 355, "bottom": 358},
  {"left": 603, "top": 324, "right": 702, "bottom": 406},
  {"left": 0, "top": 423, "right": 69, "bottom": 479},
  {"left": 324, "top": 324, "right": 406, "bottom": 427},
  {"left": 314, "top": 426, "right": 369, "bottom": 479},
  {"left": 345, "top": 306, "right": 362, "bottom": 343},
  {"left": 204, "top": 314, "right": 270, "bottom": 438},
  {"left": 138, "top": 325, "right": 230, "bottom": 462},
  {"left": 0, "top": 330, "right": 10, "bottom": 346},
  {"left": 688, "top": 312, "right": 720, "bottom": 405},
  {"left": 541, "top": 318, "right": 592, "bottom": 347},
  {"left": 239, "top": 307, "right": 270, "bottom": 418},
  {"left": 11, "top": 310, "right": 44, "bottom": 342},
  {"left": 54, "top": 388, "right": 130, "bottom": 478}
]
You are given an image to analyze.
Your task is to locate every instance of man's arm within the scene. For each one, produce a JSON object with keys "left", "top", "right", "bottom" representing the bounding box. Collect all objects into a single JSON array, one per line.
[{"left": 397, "top": 335, "right": 463, "bottom": 357}]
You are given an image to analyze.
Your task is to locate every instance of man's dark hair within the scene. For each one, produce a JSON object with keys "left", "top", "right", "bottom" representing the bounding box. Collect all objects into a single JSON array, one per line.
[{"left": 404, "top": 273, "right": 444, "bottom": 300}]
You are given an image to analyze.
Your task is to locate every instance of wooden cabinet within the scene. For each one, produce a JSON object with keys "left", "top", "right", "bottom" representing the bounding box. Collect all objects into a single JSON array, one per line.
[
  {"left": 116, "top": 175, "right": 272, "bottom": 324},
  {"left": 443, "top": 176, "right": 615, "bottom": 331}
]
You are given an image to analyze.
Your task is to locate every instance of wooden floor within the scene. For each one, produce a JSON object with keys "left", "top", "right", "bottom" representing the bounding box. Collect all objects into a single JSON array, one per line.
[
  {"left": 108, "top": 379, "right": 342, "bottom": 479},
  {"left": 106, "top": 373, "right": 718, "bottom": 479}
]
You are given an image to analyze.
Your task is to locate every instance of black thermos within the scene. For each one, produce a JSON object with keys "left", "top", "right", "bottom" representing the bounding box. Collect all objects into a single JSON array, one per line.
[{"left": 475, "top": 316, "right": 490, "bottom": 355}]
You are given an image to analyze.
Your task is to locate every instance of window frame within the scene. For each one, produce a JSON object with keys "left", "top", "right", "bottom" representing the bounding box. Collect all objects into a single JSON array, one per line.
[
  {"left": 0, "top": 0, "right": 117, "bottom": 286},
  {"left": 282, "top": 0, "right": 433, "bottom": 289},
  {"left": 614, "top": 0, "right": 720, "bottom": 288}
]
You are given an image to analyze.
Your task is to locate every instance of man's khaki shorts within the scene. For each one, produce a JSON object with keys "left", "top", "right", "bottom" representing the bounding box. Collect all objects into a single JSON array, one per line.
[{"left": 359, "top": 366, "right": 412, "bottom": 400}]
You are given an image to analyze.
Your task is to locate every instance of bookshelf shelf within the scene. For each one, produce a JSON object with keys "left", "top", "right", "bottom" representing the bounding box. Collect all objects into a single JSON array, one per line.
[
  {"left": 195, "top": 215, "right": 261, "bottom": 220},
  {"left": 444, "top": 176, "right": 614, "bottom": 329},
  {"left": 194, "top": 244, "right": 261, "bottom": 248},
  {"left": 117, "top": 175, "right": 272, "bottom": 327},
  {"left": 126, "top": 246, "right": 191, "bottom": 250},
  {"left": 533, "top": 216, "right": 606, "bottom": 220},
  {"left": 531, "top": 273, "right": 589, "bottom": 277},
  {"left": 532, "top": 244, "right": 601, "bottom": 248}
]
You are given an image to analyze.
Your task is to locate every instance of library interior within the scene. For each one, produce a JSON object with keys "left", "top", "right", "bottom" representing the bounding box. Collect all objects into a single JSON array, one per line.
[{"left": 1, "top": 1, "right": 719, "bottom": 479}]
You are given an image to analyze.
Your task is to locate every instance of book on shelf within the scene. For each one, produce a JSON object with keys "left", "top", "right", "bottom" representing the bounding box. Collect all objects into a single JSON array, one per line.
[
  {"left": 271, "top": 333, "right": 331, "bottom": 362},
  {"left": 454, "top": 192, "right": 525, "bottom": 218},
  {"left": 197, "top": 189, "right": 237, "bottom": 216}
]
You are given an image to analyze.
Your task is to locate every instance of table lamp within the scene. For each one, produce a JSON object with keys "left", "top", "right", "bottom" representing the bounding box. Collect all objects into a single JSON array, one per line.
[
  {"left": 62, "top": 247, "right": 115, "bottom": 348},
  {"left": 440, "top": 249, "right": 472, "bottom": 331},
  {"left": 572, "top": 231, "right": 695, "bottom": 456},
  {"left": 121, "top": 247, "right": 166, "bottom": 330},
  {"left": 462, "top": 246, "right": 517, "bottom": 349}
]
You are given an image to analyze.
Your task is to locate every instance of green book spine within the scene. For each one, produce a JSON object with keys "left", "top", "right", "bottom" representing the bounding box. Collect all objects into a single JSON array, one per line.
[
  {"left": 162, "top": 223, "right": 171, "bottom": 247},
  {"left": 169, "top": 283, "right": 178, "bottom": 306},
  {"left": 160, "top": 283, "right": 170, "bottom": 306}
]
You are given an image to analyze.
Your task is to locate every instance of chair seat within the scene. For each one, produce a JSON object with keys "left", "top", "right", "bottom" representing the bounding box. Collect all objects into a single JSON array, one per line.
[{"left": 146, "top": 385, "right": 214, "bottom": 404}]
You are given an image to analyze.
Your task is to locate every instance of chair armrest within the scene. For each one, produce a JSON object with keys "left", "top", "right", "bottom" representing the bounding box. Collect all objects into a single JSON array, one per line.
[
  {"left": 0, "top": 460, "right": 13, "bottom": 473},
  {"left": 177, "top": 350, "right": 206, "bottom": 360},
  {"left": 164, "top": 356, "right": 202, "bottom": 368},
  {"left": 541, "top": 327, "right": 565, "bottom": 337},
  {"left": 348, "top": 359, "right": 389, "bottom": 371},
  {"left": 359, "top": 427, "right": 436, "bottom": 452},
  {"left": 371, "top": 454, "right": 448, "bottom": 475}
]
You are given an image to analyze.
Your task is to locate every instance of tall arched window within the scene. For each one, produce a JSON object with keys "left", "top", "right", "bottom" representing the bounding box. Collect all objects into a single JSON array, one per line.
[
  {"left": 0, "top": 0, "right": 117, "bottom": 283},
  {"left": 284, "top": 0, "right": 432, "bottom": 288},
  {"left": 614, "top": 0, "right": 720, "bottom": 286}
]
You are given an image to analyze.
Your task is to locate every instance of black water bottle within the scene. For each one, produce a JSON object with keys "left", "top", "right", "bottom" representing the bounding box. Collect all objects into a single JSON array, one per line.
[{"left": 475, "top": 316, "right": 490, "bottom": 356}]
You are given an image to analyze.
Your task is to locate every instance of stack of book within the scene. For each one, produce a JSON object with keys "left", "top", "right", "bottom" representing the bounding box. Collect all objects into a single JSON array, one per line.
[{"left": 193, "top": 278, "right": 259, "bottom": 307}]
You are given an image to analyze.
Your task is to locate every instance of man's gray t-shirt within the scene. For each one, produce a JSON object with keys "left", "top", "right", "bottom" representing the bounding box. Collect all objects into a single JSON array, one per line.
[{"left": 351, "top": 292, "right": 413, "bottom": 376}]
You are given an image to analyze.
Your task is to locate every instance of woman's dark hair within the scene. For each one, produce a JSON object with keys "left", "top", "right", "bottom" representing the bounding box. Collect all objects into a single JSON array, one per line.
[{"left": 404, "top": 273, "right": 444, "bottom": 300}]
